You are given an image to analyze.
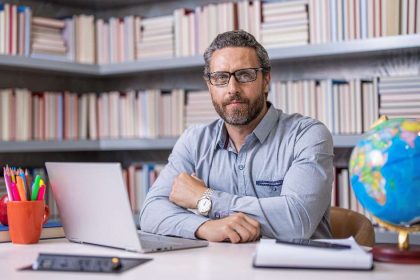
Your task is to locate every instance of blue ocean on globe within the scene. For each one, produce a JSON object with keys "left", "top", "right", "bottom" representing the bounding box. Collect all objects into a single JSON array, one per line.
[{"left": 349, "top": 118, "right": 420, "bottom": 226}]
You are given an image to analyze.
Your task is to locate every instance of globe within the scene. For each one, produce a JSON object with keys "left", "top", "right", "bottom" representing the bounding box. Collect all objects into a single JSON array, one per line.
[{"left": 349, "top": 118, "right": 420, "bottom": 226}]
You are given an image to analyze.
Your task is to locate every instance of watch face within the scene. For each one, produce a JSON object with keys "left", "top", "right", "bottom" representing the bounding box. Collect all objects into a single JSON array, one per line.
[{"left": 198, "top": 198, "right": 211, "bottom": 213}]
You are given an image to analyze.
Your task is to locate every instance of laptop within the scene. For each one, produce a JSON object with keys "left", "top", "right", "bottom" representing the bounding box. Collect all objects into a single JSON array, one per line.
[{"left": 45, "top": 162, "right": 209, "bottom": 253}]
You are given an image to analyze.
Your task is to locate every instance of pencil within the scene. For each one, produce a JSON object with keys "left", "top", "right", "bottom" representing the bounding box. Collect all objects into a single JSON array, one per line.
[
  {"left": 20, "top": 170, "right": 31, "bottom": 201},
  {"left": 25, "top": 169, "right": 31, "bottom": 194},
  {"left": 3, "top": 167, "right": 13, "bottom": 201},
  {"left": 16, "top": 176, "right": 27, "bottom": 201},
  {"left": 11, "top": 182, "right": 21, "bottom": 201}
]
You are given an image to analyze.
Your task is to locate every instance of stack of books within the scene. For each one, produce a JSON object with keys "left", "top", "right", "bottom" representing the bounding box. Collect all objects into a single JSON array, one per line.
[
  {"left": 237, "top": 0, "right": 261, "bottom": 41},
  {"left": 136, "top": 15, "right": 174, "bottom": 59},
  {"left": 0, "top": 220, "right": 65, "bottom": 243},
  {"left": 261, "top": 0, "right": 309, "bottom": 49},
  {"left": 0, "top": 3, "right": 31, "bottom": 56},
  {"left": 74, "top": 15, "right": 95, "bottom": 64},
  {"left": 31, "top": 17, "right": 67, "bottom": 61},
  {"left": 185, "top": 90, "right": 218, "bottom": 128},
  {"left": 308, "top": 0, "right": 404, "bottom": 44},
  {"left": 270, "top": 78, "right": 376, "bottom": 134},
  {"left": 378, "top": 76, "right": 420, "bottom": 119}
]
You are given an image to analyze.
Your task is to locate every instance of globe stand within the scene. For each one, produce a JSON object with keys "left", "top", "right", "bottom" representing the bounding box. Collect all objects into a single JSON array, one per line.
[{"left": 372, "top": 216, "right": 420, "bottom": 264}]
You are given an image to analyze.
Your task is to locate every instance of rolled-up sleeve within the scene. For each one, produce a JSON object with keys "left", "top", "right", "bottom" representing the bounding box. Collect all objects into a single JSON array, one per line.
[
  {"left": 207, "top": 122, "right": 334, "bottom": 239},
  {"left": 139, "top": 127, "right": 209, "bottom": 239}
]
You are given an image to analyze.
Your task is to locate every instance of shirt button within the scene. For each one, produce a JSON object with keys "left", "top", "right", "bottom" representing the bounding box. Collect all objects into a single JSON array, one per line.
[
  {"left": 238, "top": 165, "right": 244, "bottom": 170},
  {"left": 215, "top": 213, "right": 220, "bottom": 219}
]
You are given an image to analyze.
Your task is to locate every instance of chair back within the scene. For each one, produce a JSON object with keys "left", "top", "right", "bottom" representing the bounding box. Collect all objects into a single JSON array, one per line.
[{"left": 330, "top": 207, "right": 375, "bottom": 247}]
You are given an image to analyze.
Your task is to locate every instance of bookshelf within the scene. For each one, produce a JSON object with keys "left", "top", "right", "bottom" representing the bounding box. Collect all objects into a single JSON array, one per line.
[
  {"left": 0, "top": 135, "right": 361, "bottom": 153},
  {"left": 0, "top": 138, "right": 178, "bottom": 152},
  {"left": 1, "top": 34, "right": 419, "bottom": 76}
]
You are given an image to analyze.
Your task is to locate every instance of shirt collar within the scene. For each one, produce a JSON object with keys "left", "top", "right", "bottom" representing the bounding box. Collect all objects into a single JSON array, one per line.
[
  {"left": 253, "top": 102, "right": 280, "bottom": 144},
  {"left": 214, "top": 102, "right": 280, "bottom": 150}
]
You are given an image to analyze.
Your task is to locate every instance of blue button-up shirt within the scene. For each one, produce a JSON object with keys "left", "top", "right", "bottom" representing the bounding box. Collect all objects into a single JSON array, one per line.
[{"left": 140, "top": 103, "right": 334, "bottom": 239}]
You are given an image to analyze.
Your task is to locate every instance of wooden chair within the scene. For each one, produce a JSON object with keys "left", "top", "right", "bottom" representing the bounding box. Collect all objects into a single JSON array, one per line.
[{"left": 330, "top": 207, "right": 375, "bottom": 247}]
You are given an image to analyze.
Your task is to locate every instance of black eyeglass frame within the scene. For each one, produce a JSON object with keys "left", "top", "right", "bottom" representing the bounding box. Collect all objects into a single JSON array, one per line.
[{"left": 204, "top": 67, "right": 269, "bottom": 86}]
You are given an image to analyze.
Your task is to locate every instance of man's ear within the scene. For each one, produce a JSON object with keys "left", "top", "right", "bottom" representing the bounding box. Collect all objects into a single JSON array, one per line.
[
  {"left": 205, "top": 79, "right": 211, "bottom": 91},
  {"left": 263, "top": 72, "right": 271, "bottom": 94}
]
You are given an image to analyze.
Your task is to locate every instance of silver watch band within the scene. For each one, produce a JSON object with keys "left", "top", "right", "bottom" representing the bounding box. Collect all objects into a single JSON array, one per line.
[{"left": 201, "top": 188, "right": 213, "bottom": 200}]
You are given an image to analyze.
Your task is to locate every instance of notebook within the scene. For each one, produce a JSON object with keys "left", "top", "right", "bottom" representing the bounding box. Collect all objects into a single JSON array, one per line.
[
  {"left": 45, "top": 162, "right": 208, "bottom": 253},
  {"left": 253, "top": 237, "right": 373, "bottom": 270}
]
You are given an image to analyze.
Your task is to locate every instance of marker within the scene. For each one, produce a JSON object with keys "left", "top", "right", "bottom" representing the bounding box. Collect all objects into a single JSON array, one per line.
[
  {"left": 37, "top": 185, "right": 46, "bottom": 201},
  {"left": 31, "top": 175, "right": 41, "bottom": 201}
]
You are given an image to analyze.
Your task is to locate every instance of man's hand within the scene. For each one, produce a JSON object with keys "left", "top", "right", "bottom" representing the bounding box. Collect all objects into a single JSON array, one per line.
[
  {"left": 195, "top": 213, "right": 261, "bottom": 243},
  {"left": 169, "top": 172, "right": 207, "bottom": 209}
]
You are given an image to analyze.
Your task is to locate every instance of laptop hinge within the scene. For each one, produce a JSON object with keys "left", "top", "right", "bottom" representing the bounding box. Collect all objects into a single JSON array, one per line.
[
  {"left": 69, "top": 238, "right": 83, "bottom": 244},
  {"left": 125, "top": 247, "right": 138, "bottom": 253}
]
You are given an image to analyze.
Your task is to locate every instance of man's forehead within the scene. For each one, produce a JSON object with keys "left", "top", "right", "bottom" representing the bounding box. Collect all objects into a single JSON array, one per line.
[{"left": 209, "top": 47, "right": 259, "bottom": 70}]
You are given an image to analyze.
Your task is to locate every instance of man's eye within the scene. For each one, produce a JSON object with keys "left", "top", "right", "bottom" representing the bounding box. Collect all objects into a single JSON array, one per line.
[
  {"left": 237, "top": 71, "right": 253, "bottom": 80},
  {"left": 212, "top": 74, "right": 228, "bottom": 81}
]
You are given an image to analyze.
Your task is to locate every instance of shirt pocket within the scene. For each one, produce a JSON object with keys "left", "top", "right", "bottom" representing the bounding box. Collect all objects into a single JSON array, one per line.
[{"left": 254, "top": 179, "right": 283, "bottom": 198}]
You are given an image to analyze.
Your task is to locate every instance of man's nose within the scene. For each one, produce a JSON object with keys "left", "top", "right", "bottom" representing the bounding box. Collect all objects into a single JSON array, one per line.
[{"left": 227, "top": 74, "right": 240, "bottom": 94}]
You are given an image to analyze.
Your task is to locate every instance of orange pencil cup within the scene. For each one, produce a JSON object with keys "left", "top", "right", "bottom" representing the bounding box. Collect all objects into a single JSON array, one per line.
[{"left": 7, "top": 201, "right": 50, "bottom": 244}]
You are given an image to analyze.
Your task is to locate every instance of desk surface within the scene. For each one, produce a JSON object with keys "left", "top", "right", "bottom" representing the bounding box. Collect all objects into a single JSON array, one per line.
[{"left": 1, "top": 238, "right": 419, "bottom": 280}]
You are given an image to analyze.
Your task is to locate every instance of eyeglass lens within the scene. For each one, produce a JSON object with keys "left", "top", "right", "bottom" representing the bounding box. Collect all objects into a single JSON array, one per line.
[{"left": 210, "top": 68, "right": 260, "bottom": 86}]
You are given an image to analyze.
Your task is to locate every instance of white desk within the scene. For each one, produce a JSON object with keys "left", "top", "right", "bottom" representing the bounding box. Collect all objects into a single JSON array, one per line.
[{"left": 1, "top": 238, "right": 419, "bottom": 280}]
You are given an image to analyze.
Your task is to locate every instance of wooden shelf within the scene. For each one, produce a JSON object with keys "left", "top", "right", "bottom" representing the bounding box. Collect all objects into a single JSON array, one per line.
[{"left": 1, "top": 35, "right": 419, "bottom": 77}]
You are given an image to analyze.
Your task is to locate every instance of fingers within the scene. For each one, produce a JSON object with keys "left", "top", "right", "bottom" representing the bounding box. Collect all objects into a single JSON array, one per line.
[
  {"left": 239, "top": 213, "right": 261, "bottom": 241},
  {"left": 231, "top": 222, "right": 253, "bottom": 243},
  {"left": 242, "top": 213, "right": 260, "bottom": 228},
  {"left": 222, "top": 213, "right": 260, "bottom": 243},
  {"left": 233, "top": 218, "right": 257, "bottom": 242},
  {"left": 225, "top": 227, "right": 241, "bottom": 243}
]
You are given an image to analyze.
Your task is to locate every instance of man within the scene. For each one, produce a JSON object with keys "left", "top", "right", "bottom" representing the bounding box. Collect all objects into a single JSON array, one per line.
[{"left": 140, "top": 30, "right": 334, "bottom": 243}]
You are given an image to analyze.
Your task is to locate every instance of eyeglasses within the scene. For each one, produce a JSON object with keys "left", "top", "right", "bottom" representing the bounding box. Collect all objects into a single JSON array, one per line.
[{"left": 205, "top": 67, "right": 266, "bottom": 87}]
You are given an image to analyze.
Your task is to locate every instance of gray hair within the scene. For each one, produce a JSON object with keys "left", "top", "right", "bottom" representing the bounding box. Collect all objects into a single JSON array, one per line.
[{"left": 203, "top": 30, "right": 271, "bottom": 77}]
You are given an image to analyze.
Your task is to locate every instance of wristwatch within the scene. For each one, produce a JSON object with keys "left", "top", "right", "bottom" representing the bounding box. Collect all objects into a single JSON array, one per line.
[{"left": 196, "top": 188, "right": 213, "bottom": 216}]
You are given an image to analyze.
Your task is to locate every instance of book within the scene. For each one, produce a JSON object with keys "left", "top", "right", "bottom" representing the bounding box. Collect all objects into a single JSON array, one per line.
[
  {"left": 253, "top": 237, "right": 373, "bottom": 270},
  {"left": 0, "top": 220, "right": 65, "bottom": 243}
]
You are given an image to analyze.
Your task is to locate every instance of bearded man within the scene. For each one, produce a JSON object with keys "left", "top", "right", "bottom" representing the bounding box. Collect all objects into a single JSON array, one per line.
[{"left": 140, "top": 30, "right": 334, "bottom": 243}]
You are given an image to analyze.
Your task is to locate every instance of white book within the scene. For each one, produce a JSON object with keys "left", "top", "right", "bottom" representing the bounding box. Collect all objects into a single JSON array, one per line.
[
  {"left": 417, "top": 0, "right": 420, "bottom": 33},
  {"left": 381, "top": 93, "right": 420, "bottom": 102},
  {"left": 408, "top": 0, "right": 416, "bottom": 34},
  {"left": 401, "top": 0, "right": 408, "bottom": 35},
  {"left": 253, "top": 237, "right": 373, "bottom": 270},
  {"left": 355, "top": 79, "right": 363, "bottom": 134},
  {"left": 360, "top": 0, "right": 367, "bottom": 39}
]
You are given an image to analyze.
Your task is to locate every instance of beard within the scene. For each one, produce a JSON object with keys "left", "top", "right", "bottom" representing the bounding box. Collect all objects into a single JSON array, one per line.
[{"left": 211, "top": 91, "right": 266, "bottom": 126}]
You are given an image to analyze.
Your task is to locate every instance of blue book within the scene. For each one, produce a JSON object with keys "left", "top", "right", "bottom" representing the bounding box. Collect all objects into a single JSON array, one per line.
[{"left": 0, "top": 220, "right": 64, "bottom": 243}]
